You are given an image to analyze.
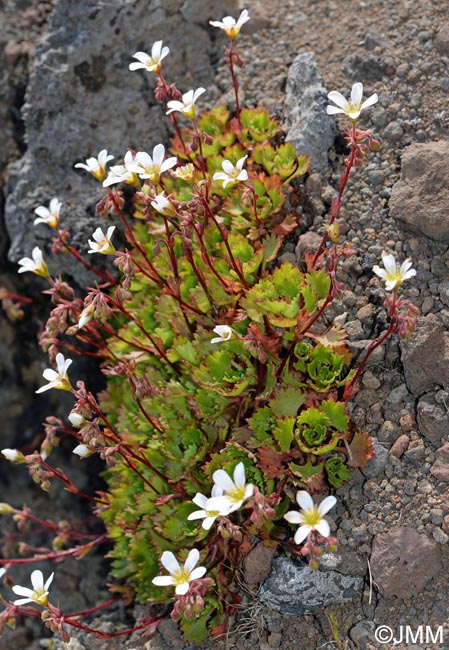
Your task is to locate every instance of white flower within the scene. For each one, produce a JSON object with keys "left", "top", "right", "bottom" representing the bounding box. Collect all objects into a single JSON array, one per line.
[
  {"left": 103, "top": 151, "right": 139, "bottom": 188},
  {"left": 0, "top": 568, "right": 5, "bottom": 579},
  {"left": 166, "top": 88, "right": 206, "bottom": 120},
  {"left": 36, "top": 353, "right": 73, "bottom": 394},
  {"left": 326, "top": 82, "right": 378, "bottom": 121},
  {"left": 33, "top": 198, "right": 62, "bottom": 229},
  {"left": 173, "top": 163, "right": 195, "bottom": 181},
  {"left": 205, "top": 462, "right": 254, "bottom": 515},
  {"left": 1, "top": 448, "right": 25, "bottom": 463},
  {"left": 87, "top": 226, "right": 116, "bottom": 255},
  {"left": 12, "top": 569, "right": 54, "bottom": 607},
  {"left": 211, "top": 324, "right": 233, "bottom": 344},
  {"left": 284, "top": 490, "right": 336, "bottom": 545},
  {"left": 18, "top": 247, "right": 49, "bottom": 278},
  {"left": 151, "top": 193, "right": 176, "bottom": 216},
  {"left": 372, "top": 253, "right": 416, "bottom": 291},
  {"left": 129, "top": 41, "right": 169, "bottom": 74},
  {"left": 209, "top": 9, "right": 250, "bottom": 39},
  {"left": 128, "top": 145, "right": 177, "bottom": 182},
  {"left": 212, "top": 155, "right": 248, "bottom": 188},
  {"left": 187, "top": 484, "right": 224, "bottom": 530},
  {"left": 73, "top": 444, "right": 92, "bottom": 458},
  {"left": 68, "top": 411, "right": 85, "bottom": 428},
  {"left": 152, "top": 549, "right": 206, "bottom": 595},
  {"left": 77, "top": 303, "right": 95, "bottom": 329},
  {"left": 74, "top": 149, "right": 114, "bottom": 182}
]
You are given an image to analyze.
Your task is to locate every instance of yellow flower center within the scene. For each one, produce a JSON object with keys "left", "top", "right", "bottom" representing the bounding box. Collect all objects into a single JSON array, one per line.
[
  {"left": 346, "top": 103, "right": 361, "bottom": 121},
  {"left": 172, "top": 568, "right": 191, "bottom": 587},
  {"left": 32, "top": 590, "right": 49, "bottom": 606},
  {"left": 385, "top": 268, "right": 404, "bottom": 288},
  {"left": 301, "top": 506, "right": 322, "bottom": 528},
  {"left": 227, "top": 486, "right": 246, "bottom": 504}
]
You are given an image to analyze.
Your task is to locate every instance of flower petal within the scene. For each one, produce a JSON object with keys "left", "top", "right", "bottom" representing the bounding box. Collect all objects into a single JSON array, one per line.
[
  {"left": 326, "top": 105, "right": 345, "bottom": 115},
  {"left": 381, "top": 253, "right": 396, "bottom": 273},
  {"left": 317, "top": 495, "right": 337, "bottom": 516},
  {"left": 189, "top": 566, "right": 207, "bottom": 581},
  {"left": 152, "top": 576, "right": 174, "bottom": 586},
  {"left": 43, "top": 572, "right": 54, "bottom": 591},
  {"left": 13, "top": 597, "right": 33, "bottom": 605},
  {"left": 233, "top": 462, "right": 246, "bottom": 487},
  {"left": 212, "top": 469, "right": 235, "bottom": 493},
  {"left": 152, "top": 143, "right": 165, "bottom": 167},
  {"left": 294, "top": 524, "right": 312, "bottom": 545},
  {"left": 284, "top": 510, "right": 304, "bottom": 525},
  {"left": 360, "top": 93, "right": 378, "bottom": 110},
  {"left": 160, "top": 551, "right": 179, "bottom": 574},
  {"left": 222, "top": 160, "right": 235, "bottom": 174},
  {"left": 12, "top": 586, "right": 34, "bottom": 598},
  {"left": 296, "top": 490, "right": 314, "bottom": 512},
  {"left": 31, "top": 570, "right": 44, "bottom": 591},
  {"left": 351, "top": 82, "right": 363, "bottom": 106},
  {"left": 314, "top": 520, "right": 331, "bottom": 538},
  {"left": 184, "top": 548, "right": 200, "bottom": 572},
  {"left": 175, "top": 582, "right": 190, "bottom": 595},
  {"left": 327, "top": 91, "right": 348, "bottom": 110}
]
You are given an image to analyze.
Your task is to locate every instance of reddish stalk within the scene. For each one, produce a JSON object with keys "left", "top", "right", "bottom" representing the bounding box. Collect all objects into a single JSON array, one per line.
[
  {"left": 342, "top": 289, "right": 398, "bottom": 400},
  {"left": 311, "top": 122, "right": 358, "bottom": 268}
]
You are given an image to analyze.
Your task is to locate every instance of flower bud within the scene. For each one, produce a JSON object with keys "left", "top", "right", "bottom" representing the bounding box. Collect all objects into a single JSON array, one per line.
[{"left": 0, "top": 503, "right": 13, "bottom": 515}]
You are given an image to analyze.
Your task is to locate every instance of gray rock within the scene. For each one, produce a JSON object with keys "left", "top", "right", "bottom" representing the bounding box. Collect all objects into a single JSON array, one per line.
[
  {"left": 284, "top": 51, "right": 336, "bottom": 174},
  {"left": 343, "top": 53, "right": 391, "bottom": 81},
  {"left": 383, "top": 120, "right": 404, "bottom": 142},
  {"left": 435, "top": 22, "right": 449, "bottom": 56},
  {"left": 349, "top": 620, "right": 376, "bottom": 650},
  {"left": 364, "top": 29, "right": 391, "bottom": 51},
  {"left": 361, "top": 442, "right": 389, "bottom": 478},
  {"left": 401, "top": 314, "right": 449, "bottom": 395},
  {"left": 259, "top": 557, "right": 363, "bottom": 615},
  {"left": 4, "top": 0, "right": 237, "bottom": 281},
  {"left": 417, "top": 395, "right": 448, "bottom": 447},
  {"left": 319, "top": 548, "right": 366, "bottom": 577},
  {"left": 430, "top": 443, "right": 449, "bottom": 482},
  {"left": 370, "top": 526, "right": 441, "bottom": 598},
  {"left": 390, "top": 141, "right": 449, "bottom": 241}
]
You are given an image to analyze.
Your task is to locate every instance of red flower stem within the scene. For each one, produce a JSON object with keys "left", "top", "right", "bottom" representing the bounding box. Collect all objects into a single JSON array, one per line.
[
  {"left": 184, "top": 246, "right": 218, "bottom": 315},
  {"left": 192, "top": 120, "right": 207, "bottom": 181},
  {"left": 98, "top": 322, "right": 163, "bottom": 356},
  {"left": 0, "top": 535, "right": 106, "bottom": 564},
  {"left": 311, "top": 121, "right": 357, "bottom": 268},
  {"left": 191, "top": 223, "right": 230, "bottom": 291},
  {"left": 0, "top": 291, "right": 35, "bottom": 304},
  {"left": 82, "top": 395, "right": 170, "bottom": 488},
  {"left": 64, "top": 597, "right": 121, "bottom": 618},
  {"left": 40, "top": 461, "right": 108, "bottom": 505},
  {"left": 157, "top": 72, "right": 194, "bottom": 164},
  {"left": 342, "top": 290, "right": 398, "bottom": 400},
  {"left": 243, "top": 182, "right": 261, "bottom": 224},
  {"left": 201, "top": 198, "right": 249, "bottom": 289},
  {"left": 227, "top": 41, "right": 242, "bottom": 130},
  {"left": 10, "top": 508, "right": 98, "bottom": 541}
]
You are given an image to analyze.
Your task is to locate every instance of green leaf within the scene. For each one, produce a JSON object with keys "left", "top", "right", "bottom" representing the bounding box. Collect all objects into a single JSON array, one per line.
[
  {"left": 247, "top": 407, "right": 276, "bottom": 437},
  {"left": 325, "top": 456, "right": 351, "bottom": 488},
  {"left": 270, "top": 387, "right": 306, "bottom": 418},
  {"left": 273, "top": 417, "right": 295, "bottom": 452},
  {"left": 321, "top": 400, "right": 348, "bottom": 432},
  {"left": 289, "top": 459, "right": 323, "bottom": 481},
  {"left": 308, "top": 270, "right": 331, "bottom": 299}
]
